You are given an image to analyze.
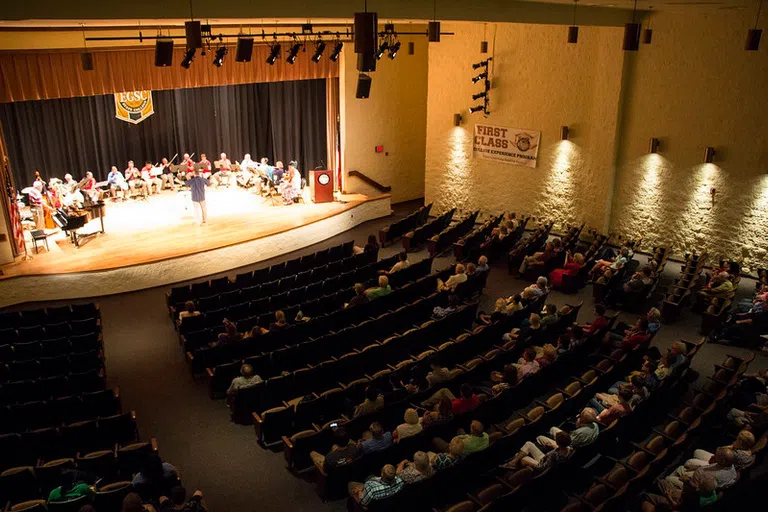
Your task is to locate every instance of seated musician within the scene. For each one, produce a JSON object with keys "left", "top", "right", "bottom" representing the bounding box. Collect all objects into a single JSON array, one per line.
[
  {"left": 107, "top": 166, "right": 129, "bottom": 200},
  {"left": 62, "top": 173, "right": 85, "bottom": 206},
  {"left": 281, "top": 162, "right": 302, "bottom": 205},
  {"left": 159, "top": 157, "right": 174, "bottom": 190},
  {"left": 125, "top": 161, "right": 148, "bottom": 197},
  {"left": 198, "top": 153, "right": 212, "bottom": 179},
  {"left": 177, "top": 153, "right": 195, "bottom": 183},
  {"left": 27, "top": 181, "right": 51, "bottom": 230},
  {"left": 141, "top": 161, "right": 162, "bottom": 195},
  {"left": 212, "top": 153, "right": 232, "bottom": 187},
  {"left": 81, "top": 172, "right": 102, "bottom": 202},
  {"left": 237, "top": 153, "right": 257, "bottom": 188},
  {"left": 257, "top": 157, "right": 274, "bottom": 195}
]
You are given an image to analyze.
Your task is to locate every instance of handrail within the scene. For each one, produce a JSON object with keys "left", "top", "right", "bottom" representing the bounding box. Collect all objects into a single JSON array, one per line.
[{"left": 348, "top": 170, "right": 392, "bottom": 193}]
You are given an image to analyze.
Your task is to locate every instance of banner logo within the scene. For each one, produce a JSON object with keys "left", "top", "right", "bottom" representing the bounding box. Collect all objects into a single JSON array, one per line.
[
  {"left": 473, "top": 124, "right": 541, "bottom": 168},
  {"left": 114, "top": 90, "right": 154, "bottom": 124}
]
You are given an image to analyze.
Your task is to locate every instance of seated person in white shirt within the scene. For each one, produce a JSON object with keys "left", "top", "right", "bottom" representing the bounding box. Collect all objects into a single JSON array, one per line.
[
  {"left": 227, "top": 364, "right": 263, "bottom": 407},
  {"left": 437, "top": 264, "right": 467, "bottom": 292},
  {"left": 380, "top": 252, "right": 410, "bottom": 276}
]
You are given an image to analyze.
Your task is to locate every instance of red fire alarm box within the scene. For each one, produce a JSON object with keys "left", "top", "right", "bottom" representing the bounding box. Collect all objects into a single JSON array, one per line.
[{"left": 375, "top": 145, "right": 384, "bottom": 153}]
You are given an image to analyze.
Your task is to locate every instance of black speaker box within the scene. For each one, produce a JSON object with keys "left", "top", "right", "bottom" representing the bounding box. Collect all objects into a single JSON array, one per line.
[
  {"left": 81, "top": 52, "right": 94, "bottom": 71},
  {"left": 354, "top": 12, "right": 378, "bottom": 54},
  {"left": 356, "top": 74, "right": 372, "bottom": 99},
  {"left": 155, "top": 40, "right": 174, "bottom": 67},
  {"left": 185, "top": 21, "right": 203, "bottom": 49},
  {"left": 357, "top": 52, "right": 376, "bottom": 72},
  {"left": 622, "top": 23, "right": 641, "bottom": 51},
  {"left": 236, "top": 38, "right": 254, "bottom": 62},
  {"left": 745, "top": 28, "right": 762, "bottom": 51}
]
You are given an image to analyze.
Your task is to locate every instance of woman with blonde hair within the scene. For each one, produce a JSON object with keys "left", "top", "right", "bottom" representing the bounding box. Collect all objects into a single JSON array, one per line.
[
  {"left": 396, "top": 451, "right": 433, "bottom": 484},
  {"left": 549, "top": 251, "right": 585, "bottom": 289},
  {"left": 394, "top": 408, "right": 423, "bottom": 440}
]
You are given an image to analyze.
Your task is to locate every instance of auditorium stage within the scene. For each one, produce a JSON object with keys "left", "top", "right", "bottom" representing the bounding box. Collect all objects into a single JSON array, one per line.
[{"left": 0, "top": 188, "right": 391, "bottom": 307}]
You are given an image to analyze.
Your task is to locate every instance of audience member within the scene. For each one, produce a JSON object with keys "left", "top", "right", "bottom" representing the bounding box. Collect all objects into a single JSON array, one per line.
[
  {"left": 451, "top": 383, "right": 481, "bottom": 415},
  {"left": 394, "top": 408, "right": 423, "bottom": 441},
  {"left": 420, "top": 398, "right": 454, "bottom": 429},
  {"left": 579, "top": 304, "right": 609, "bottom": 336},
  {"left": 466, "top": 262, "right": 477, "bottom": 276},
  {"left": 429, "top": 437, "right": 464, "bottom": 471},
  {"left": 549, "top": 251, "right": 585, "bottom": 289},
  {"left": 504, "top": 431, "right": 572, "bottom": 473},
  {"left": 537, "top": 408, "right": 599, "bottom": 450},
  {"left": 226, "top": 364, "right": 263, "bottom": 402},
  {"left": 159, "top": 488, "right": 207, "bottom": 512},
  {"left": 686, "top": 430, "right": 755, "bottom": 471},
  {"left": 519, "top": 238, "right": 561, "bottom": 274},
  {"left": 354, "top": 234, "right": 380, "bottom": 255},
  {"left": 426, "top": 358, "right": 451, "bottom": 386},
  {"left": 476, "top": 255, "right": 490, "bottom": 273},
  {"left": 432, "top": 294, "right": 460, "bottom": 319},
  {"left": 395, "top": 451, "right": 433, "bottom": 484},
  {"left": 346, "top": 283, "right": 369, "bottom": 308},
  {"left": 515, "top": 347, "right": 541, "bottom": 380},
  {"left": 177, "top": 301, "right": 200, "bottom": 327},
  {"left": 437, "top": 264, "right": 468, "bottom": 292},
  {"left": 269, "top": 310, "right": 288, "bottom": 331},
  {"left": 348, "top": 464, "right": 403, "bottom": 506},
  {"left": 131, "top": 454, "right": 180, "bottom": 501},
  {"left": 595, "top": 385, "right": 633, "bottom": 425},
  {"left": 310, "top": 427, "right": 360, "bottom": 472},
  {"left": 365, "top": 275, "right": 393, "bottom": 300},
  {"left": 354, "top": 386, "right": 384, "bottom": 418},
  {"left": 216, "top": 319, "right": 242, "bottom": 345},
  {"left": 433, "top": 420, "right": 490, "bottom": 455},
  {"left": 359, "top": 422, "right": 393, "bottom": 454},
  {"left": 606, "top": 318, "right": 651, "bottom": 350},
  {"left": 503, "top": 314, "right": 542, "bottom": 347},
  {"left": 535, "top": 344, "right": 557, "bottom": 367},
  {"left": 47, "top": 471, "right": 94, "bottom": 502},
  {"left": 478, "top": 298, "right": 508, "bottom": 325},
  {"left": 387, "top": 252, "right": 411, "bottom": 274},
  {"left": 540, "top": 304, "right": 559, "bottom": 326}
]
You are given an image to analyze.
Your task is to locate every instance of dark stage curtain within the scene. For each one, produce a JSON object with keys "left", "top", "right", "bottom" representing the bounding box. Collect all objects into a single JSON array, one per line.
[{"left": 0, "top": 79, "right": 328, "bottom": 186}]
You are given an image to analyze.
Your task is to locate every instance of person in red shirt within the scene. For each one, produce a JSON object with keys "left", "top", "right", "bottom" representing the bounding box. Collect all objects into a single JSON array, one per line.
[
  {"left": 141, "top": 161, "right": 162, "bottom": 195},
  {"left": 125, "top": 160, "right": 148, "bottom": 197},
  {"left": 606, "top": 318, "right": 651, "bottom": 350},
  {"left": 81, "top": 171, "right": 102, "bottom": 202},
  {"left": 198, "top": 153, "right": 212, "bottom": 179},
  {"left": 213, "top": 152, "right": 233, "bottom": 187},
  {"left": 451, "top": 383, "right": 480, "bottom": 415},
  {"left": 579, "top": 304, "right": 609, "bottom": 337}
]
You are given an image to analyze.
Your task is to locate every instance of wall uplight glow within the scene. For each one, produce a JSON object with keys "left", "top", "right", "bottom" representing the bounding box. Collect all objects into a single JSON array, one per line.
[{"left": 541, "top": 140, "right": 578, "bottom": 226}]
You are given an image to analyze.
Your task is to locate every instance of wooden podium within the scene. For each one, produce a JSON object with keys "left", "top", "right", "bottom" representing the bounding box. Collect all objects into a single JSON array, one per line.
[{"left": 309, "top": 169, "right": 334, "bottom": 203}]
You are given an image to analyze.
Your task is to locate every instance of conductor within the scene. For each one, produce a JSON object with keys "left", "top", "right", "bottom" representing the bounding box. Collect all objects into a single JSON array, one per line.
[{"left": 185, "top": 169, "right": 210, "bottom": 225}]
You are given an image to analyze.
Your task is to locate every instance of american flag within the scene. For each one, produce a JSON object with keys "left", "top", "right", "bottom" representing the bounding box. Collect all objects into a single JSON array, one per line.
[{"left": 4, "top": 163, "right": 25, "bottom": 256}]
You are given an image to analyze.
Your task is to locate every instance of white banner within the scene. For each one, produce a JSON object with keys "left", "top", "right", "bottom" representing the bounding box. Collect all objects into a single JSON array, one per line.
[{"left": 473, "top": 124, "right": 541, "bottom": 168}]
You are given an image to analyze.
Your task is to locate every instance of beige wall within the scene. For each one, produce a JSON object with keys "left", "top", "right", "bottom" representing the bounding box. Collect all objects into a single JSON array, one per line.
[
  {"left": 340, "top": 28, "right": 428, "bottom": 204},
  {"left": 425, "top": 22, "right": 625, "bottom": 230},
  {"left": 611, "top": 9, "right": 768, "bottom": 270}
]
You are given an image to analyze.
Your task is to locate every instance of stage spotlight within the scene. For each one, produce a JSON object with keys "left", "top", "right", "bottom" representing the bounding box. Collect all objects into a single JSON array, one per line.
[
  {"left": 375, "top": 41, "right": 389, "bottom": 60},
  {"left": 388, "top": 41, "right": 401, "bottom": 59},
  {"left": 286, "top": 43, "right": 302, "bottom": 64},
  {"left": 329, "top": 41, "right": 343, "bottom": 61},
  {"left": 472, "top": 91, "right": 487, "bottom": 101},
  {"left": 311, "top": 41, "right": 326, "bottom": 63},
  {"left": 181, "top": 48, "right": 196, "bottom": 69},
  {"left": 213, "top": 46, "right": 227, "bottom": 67},
  {"left": 471, "top": 72, "right": 488, "bottom": 84},
  {"left": 469, "top": 105, "right": 485, "bottom": 114},
  {"left": 472, "top": 59, "right": 490, "bottom": 69},
  {"left": 266, "top": 44, "right": 281, "bottom": 65}
]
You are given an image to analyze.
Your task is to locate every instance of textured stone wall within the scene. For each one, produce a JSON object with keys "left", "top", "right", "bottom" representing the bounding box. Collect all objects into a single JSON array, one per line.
[
  {"left": 611, "top": 9, "right": 768, "bottom": 271},
  {"left": 340, "top": 28, "right": 428, "bottom": 204},
  {"left": 425, "top": 22, "right": 625, "bottom": 231}
]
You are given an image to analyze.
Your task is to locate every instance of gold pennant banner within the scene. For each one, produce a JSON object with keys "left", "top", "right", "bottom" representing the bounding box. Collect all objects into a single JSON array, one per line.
[{"left": 114, "top": 90, "right": 154, "bottom": 124}]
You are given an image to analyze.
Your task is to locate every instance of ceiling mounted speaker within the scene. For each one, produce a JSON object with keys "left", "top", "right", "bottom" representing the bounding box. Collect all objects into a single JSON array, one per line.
[
  {"left": 428, "top": 21, "right": 441, "bottom": 42},
  {"left": 81, "top": 52, "right": 94, "bottom": 71},
  {"left": 154, "top": 40, "right": 174, "bottom": 67},
  {"left": 356, "top": 73, "right": 372, "bottom": 99},
  {"left": 354, "top": 12, "right": 378, "bottom": 54},
  {"left": 480, "top": 41, "right": 488, "bottom": 53},
  {"left": 235, "top": 37, "right": 254, "bottom": 62},
  {"left": 567, "top": 26, "right": 579, "bottom": 44},
  {"left": 623, "top": 23, "right": 641, "bottom": 51},
  {"left": 185, "top": 21, "right": 203, "bottom": 49},
  {"left": 745, "top": 28, "right": 762, "bottom": 51},
  {"left": 357, "top": 52, "right": 376, "bottom": 72}
]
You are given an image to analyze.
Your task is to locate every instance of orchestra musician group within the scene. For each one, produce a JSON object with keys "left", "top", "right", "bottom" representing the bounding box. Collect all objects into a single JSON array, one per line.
[{"left": 23, "top": 152, "right": 306, "bottom": 231}]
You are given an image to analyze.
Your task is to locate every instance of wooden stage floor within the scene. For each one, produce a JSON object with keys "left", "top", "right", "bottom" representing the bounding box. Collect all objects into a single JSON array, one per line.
[{"left": 1, "top": 188, "right": 377, "bottom": 279}]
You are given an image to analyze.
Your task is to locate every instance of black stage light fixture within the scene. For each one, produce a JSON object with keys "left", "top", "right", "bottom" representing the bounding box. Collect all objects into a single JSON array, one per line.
[
  {"left": 286, "top": 43, "right": 302, "bottom": 64},
  {"left": 213, "top": 46, "right": 227, "bottom": 67},
  {"left": 81, "top": 52, "right": 94, "bottom": 71},
  {"left": 428, "top": 21, "right": 441, "bottom": 42},
  {"left": 471, "top": 72, "right": 488, "bottom": 84},
  {"left": 375, "top": 41, "right": 389, "bottom": 60},
  {"left": 388, "top": 41, "right": 401, "bottom": 59},
  {"left": 746, "top": 28, "right": 762, "bottom": 50},
  {"left": 472, "top": 59, "right": 490, "bottom": 69},
  {"left": 472, "top": 91, "right": 487, "bottom": 101},
  {"left": 649, "top": 137, "right": 660, "bottom": 153},
  {"left": 235, "top": 37, "right": 254, "bottom": 62},
  {"left": 469, "top": 105, "right": 485, "bottom": 114},
  {"left": 329, "top": 41, "right": 343, "bottom": 61},
  {"left": 561, "top": 126, "right": 570, "bottom": 140},
  {"left": 181, "top": 48, "right": 196, "bottom": 69},
  {"left": 704, "top": 147, "right": 716, "bottom": 164},
  {"left": 311, "top": 41, "right": 326, "bottom": 62},
  {"left": 155, "top": 39, "right": 174, "bottom": 67},
  {"left": 266, "top": 44, "right": 281, "bottom": 65}
]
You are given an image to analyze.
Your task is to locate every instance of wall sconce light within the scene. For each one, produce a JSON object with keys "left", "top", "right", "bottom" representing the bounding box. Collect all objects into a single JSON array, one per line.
[
  {"left": 453, "top": 113, "right": 462, "bottom": 126},
  {"left": 561, "top": 126, "right": 570, "bottom": 140},
  {"left": 704, "top": 146, "right": 716, "bottom": 163},
  {"left": 649, "top": 137, "right": 660, "bottom": 153}
]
